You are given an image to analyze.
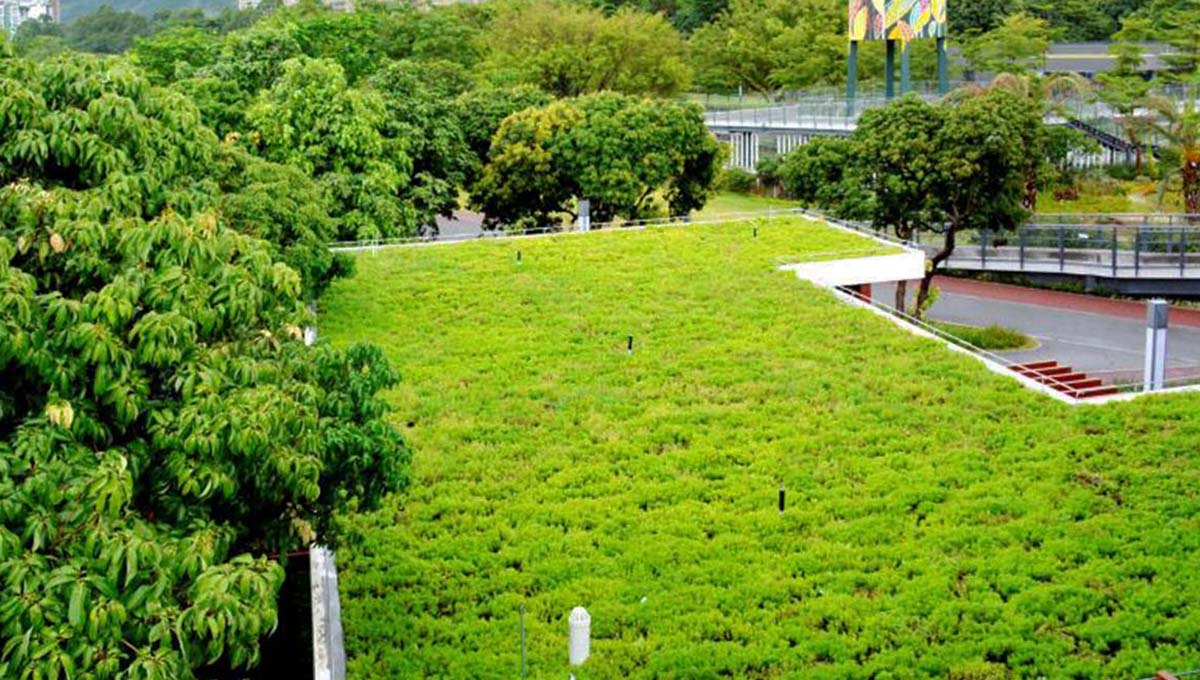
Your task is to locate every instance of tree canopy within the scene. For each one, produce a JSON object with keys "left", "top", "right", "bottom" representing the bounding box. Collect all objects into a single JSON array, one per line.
[
  {"left": 0, "top": 52, "right": 409, "bottom": 678},
  {"left": 472, "top": 93, "right": 722, "bottom": 227}
]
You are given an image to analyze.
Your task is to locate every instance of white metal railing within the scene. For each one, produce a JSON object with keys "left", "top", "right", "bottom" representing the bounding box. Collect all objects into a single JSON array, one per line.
[{"left": 329, "top": 208, "right": 826, "bottom": 251}]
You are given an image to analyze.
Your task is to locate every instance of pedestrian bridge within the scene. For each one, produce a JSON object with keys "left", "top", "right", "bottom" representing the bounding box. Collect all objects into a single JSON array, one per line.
[
  {"left": 705, "top": 95, "right": 1146, "bottom": 171},
  {"left": 862, "top": 214, "right": 1200, "bottom": 296}
]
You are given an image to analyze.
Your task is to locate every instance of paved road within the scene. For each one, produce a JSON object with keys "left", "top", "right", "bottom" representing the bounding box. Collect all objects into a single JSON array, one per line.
[
  {"left": 874, "top": 277, "right": 1200, "bottom": 382},
  {"left": 434, "top": 211, "right": 485, "bottom": 239}
]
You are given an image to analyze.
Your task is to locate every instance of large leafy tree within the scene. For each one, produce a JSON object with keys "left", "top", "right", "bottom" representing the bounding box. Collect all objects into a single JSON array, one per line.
[
  {"left": 0, "top": 53, "right": 409, "bottom": 678},
  {"left": 366, "top": 60, "right": 476, "bottom": 235},
  {"left": 453, "top": 85, "right": 552, "bottom": 184},
  {"left": 472, "top": 93, "right": 723, "bottom": 227},
  {"left": 246, "top": 56, "right": 417, "bottom": 240},
  {"left": 779, "top": 90, "right": 1036, "bottom": 316},
  {"left": 478, "top": 0, "right": 691, "bottom": 98},
  {"left": 851, "top": 97, "right": 948, "bottom": 312},
  {"left": 914, "top": 89, "right": 1036, "bottom": 312}
]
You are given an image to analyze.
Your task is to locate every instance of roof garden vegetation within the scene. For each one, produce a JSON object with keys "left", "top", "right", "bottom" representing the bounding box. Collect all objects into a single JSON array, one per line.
[{"left": 320, "top": 219, "right": 1200, "bottom": 680}]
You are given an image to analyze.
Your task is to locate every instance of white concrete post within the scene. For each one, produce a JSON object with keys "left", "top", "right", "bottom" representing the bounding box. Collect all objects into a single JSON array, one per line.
[
  {"left": 577, "top": 200, "right": 591, "bottom": 232},
  {"left": 568, "top": 607, "right": 590, "bottom": 667},
  {"left": 1143, "top": 299, "right": 1169, "bottom": 392}
]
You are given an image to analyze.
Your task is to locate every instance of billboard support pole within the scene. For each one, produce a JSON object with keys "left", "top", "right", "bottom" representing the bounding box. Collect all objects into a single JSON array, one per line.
[
  {"left": 937, "top": 37, "right": 949, "bottom": 94},
  {"left": 901, "top": 44, "right": 911, "bottom": 94},
  {"left": 885, "top": 39, "right": 896, "bottom": 100},
  {"left": 847, "top": 41, "right": 858, "bottom": 117}
]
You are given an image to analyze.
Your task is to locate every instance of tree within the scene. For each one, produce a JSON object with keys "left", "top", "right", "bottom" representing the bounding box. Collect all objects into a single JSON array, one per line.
[
  {"left": 479, "top": 1, "right": 691, "bottom": 98},
  {"left": 63, "top": 6, "right": 151, "bottom": 54},
  {"left": 0, "top": 52, "right": 408, "bottom": 679},
  {"left": 1096, "top": 18, "right": 1154, "bottom": 173},
  {"left": 454, "top": 85, "right": 553, "bottom": 184},
  {"left": 472, "top": 94, "right": 723, "bottom": 227},
  {"left": 916, "top": 89, "right": 1034, "bottom": 312},
  {"left": 246, "top": 57, "right": 417, "bottom": 240},
  {"left": 1141, "top": 0, "right": 1200, "bottom": 75},
  {"left": 977, "top": 71, "right": 1088, "bottom": 209},
  {"left": 1021, "top": 0, "right": 1114, "bottom": 41},
  {"left": 130, "top": 26, "right": 221, "bottom": 85},
  {"left": 951, "top": 0, "right": 1011, "bottom": 35},
  {"left": 961, "top": 12, "right": 1051, "bottom": 76},
  {"left": 471, "top": 100, "right": 583, "bottom": 230},
  {"left": 850, "top": 97, "right": 948, "bottom": 312},
  {"left": 776, "top": 135, "right": 871, "bottom": 219},
  {"left": 366, "top": 60, "right": 476, "bottom": 235},
  {"left": 1144, "top": 96, "right": 1200, "bottom": 215}
]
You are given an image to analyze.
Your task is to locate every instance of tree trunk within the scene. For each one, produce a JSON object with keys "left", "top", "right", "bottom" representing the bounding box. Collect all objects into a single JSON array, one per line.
[
  {"left": 914, "top": 228, "right": 957, "bottom": 319},
  {"left": 1184, "top": 160, "right": 1199, "bottom": 219},
  {"left": 1024, "top": 176, "right": 1038, "bottom": 212},
  {"left": 894, "top": 279, "right": 908, "bottom": 314}
]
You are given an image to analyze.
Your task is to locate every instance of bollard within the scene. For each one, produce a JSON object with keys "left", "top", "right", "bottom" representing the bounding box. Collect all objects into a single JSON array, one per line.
[
  {"left": 1143, "top": 299, "right": 1169, "bottom": 392},
  {"left": 568, "top": 607, "right": 590, "bottom": 667},
  {"left": 577, "top": 200, "right": 592, "bottom": 233},
  {"left": 778, "top": 484, "right": 785, "bottom": 514}
]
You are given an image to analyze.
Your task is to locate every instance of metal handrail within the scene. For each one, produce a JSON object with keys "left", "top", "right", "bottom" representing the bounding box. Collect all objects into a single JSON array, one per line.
[{"left": 329, "top": 207, "right": 818, "bottom": 251}]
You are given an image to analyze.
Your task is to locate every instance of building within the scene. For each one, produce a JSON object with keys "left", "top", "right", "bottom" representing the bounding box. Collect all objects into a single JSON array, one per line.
[
  {"left": 1044, "top": 42, "right": 1173, "bottom": 78},
  {"left": 1, "top": 0, "right": 58, "bottom": 34}
]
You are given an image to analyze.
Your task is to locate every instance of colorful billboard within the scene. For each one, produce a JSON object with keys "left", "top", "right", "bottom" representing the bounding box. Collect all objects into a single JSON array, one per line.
[{"left": 848, "top": 0, "right": 947, "bottom": 42}]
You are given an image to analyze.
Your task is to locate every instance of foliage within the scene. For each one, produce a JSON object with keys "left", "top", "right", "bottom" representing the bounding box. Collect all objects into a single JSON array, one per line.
[
  {"left": 961, "top": 13, "right": 1051, "bottom": 76},
  {"left": 130, "top": 26, "right": 222, "bottom": 85},
  {"left": 852, "top": 97, "right": 946, "bottom": 243},
  {"left": 246, "top": 56, "right": 418, "bottom": 240},
  {"left": 1144, "top": 96, "right": 1200, "bottom": 214},
  {"left": 472, "top": 93, "right": 723, "bottom": 227},
  {"left": 319, "top": 220, "right": 1200, "bottom": 680},
  {"left": 63, "top": 6, "right": 152, "bottom": 55},
  {"left": 478, "top": 0, "right": 691, "bottom": 98},
  {"left": 777, "top": 136, "right": 868, "bottom": 218},
  {"left": 930, "top": 321, "right": 1036, "bottom": 351},
  {"left": 715, "top": 167, "right": 756, "bottom": 194},
  {"left": 1145, "top": 0, "right": 1200, "bottom": 75},
  {"left": 366, "top": 59, "right": 476, "bottom": 233},
  {"left": 1096, "top": 18, "right": 1155, "bottom": 173},
  {"left": 779, "top": 90, "right": 1037, "bottom": 313},
  {"left": 1042, "top": 125, "right": 1100, "bottom": 187},
  {"left": 454, "top": 85, "right": 553, "bottom": 183},
  {"left": 60, "top": 0, "right": 234, "bottom": 22},
  {"left": 0, "top": 52, "right": 408, "bottom": 679}
]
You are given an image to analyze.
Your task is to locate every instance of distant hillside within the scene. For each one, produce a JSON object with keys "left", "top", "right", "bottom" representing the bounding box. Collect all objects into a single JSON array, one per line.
[{"left": 60, "top": 0, "right": 235, "bottom": 22}]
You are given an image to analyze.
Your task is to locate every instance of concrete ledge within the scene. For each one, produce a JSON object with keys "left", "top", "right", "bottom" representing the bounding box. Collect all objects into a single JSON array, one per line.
[{"left": 781, "top": 252, "right": 926, "bottom": 287}]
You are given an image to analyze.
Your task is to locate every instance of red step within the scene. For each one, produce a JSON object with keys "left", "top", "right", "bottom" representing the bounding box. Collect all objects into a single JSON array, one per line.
[
  {"left": 1036, "top": 372, "right": 1086, "bottom": 385},
  {"left": 1014, "top": 360, "right": 1059, "bottom": 371},
  {"left": 1034, "top": 366, "right": 1075, "bottom": 378},
  {"left": 1009, "top": 360, "right": 1116, "bottom": 401}
]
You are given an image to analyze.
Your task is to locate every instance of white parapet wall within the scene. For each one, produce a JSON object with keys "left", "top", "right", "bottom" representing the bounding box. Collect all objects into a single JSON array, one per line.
[{"left": 780, "top": 252, "right": 926, "bottom": 287}]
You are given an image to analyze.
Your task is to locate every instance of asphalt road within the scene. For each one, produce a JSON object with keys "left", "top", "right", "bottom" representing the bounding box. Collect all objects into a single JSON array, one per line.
[{"left": 874, "top": 278, "right": 1200, "bottom": 381}]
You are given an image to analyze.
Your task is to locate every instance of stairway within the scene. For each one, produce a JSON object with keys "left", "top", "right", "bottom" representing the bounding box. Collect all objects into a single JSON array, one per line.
[{"left": 1011, "top": 361, "right": 1118, "bottom": 399}]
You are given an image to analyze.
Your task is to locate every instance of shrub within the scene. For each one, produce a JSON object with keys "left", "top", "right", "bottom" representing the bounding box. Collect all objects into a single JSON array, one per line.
[{"left": 716, "top": 167, "right": 757, "bottom": 193}]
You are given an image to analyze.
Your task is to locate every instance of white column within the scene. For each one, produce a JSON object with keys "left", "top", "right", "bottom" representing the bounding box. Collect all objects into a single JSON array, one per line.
[{"left": 1143, "top": 299, "right": 1169, "bottom": 392}]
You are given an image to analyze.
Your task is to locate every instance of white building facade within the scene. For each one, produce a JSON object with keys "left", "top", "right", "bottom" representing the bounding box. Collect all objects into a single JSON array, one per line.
[{"left": 1, "top": 0, "right": 58, "bottom": 34}]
